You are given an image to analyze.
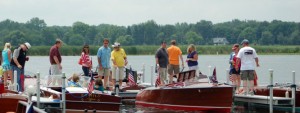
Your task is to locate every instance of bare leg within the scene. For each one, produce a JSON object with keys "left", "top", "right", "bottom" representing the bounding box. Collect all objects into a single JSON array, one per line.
[
  {"left": 118, "top": 80, "right": 122, "bottom": 87},
  {"left": 8, "top": 70, "right": 13, "bottom": 84},
  {"left": 103, "top": 76, "right": 108, "bottom": 88},
  {"left": 237, "top": 75, "right": 241, "bottom": 93},
  {"left": 242, "top": 80, "right": 248, "bottom": 94},
  {"left": 168, "top": 74, "right": 173, "bottom": 84},
  {"left": 250, "top": 80, "right": 254, "bottom": 91},
  {"left": 4, "top": 72, "right": 8, "bottom": 86}
]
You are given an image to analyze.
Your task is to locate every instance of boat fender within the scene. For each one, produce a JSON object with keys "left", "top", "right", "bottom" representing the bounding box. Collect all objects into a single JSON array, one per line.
[
  {"left": 84, "top": 109, "right": 88, "bottom": 113},
  {"left": 285, "top": 90, "right": 289, "bottom": 98}
]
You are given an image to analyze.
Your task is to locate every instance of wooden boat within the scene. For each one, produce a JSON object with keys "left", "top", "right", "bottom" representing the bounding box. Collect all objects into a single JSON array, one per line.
[
  {"left": 135, "top": 70, "right": 234, "bottom": 112},
  {"left": 0, "top": 93, "right": 27, "bottom": 113},
  {"left": 253, "top": 85, "right": 300, "bottom": 111},
  {"left": 39, "top": 86, "right": 121, "bottom": 111}
]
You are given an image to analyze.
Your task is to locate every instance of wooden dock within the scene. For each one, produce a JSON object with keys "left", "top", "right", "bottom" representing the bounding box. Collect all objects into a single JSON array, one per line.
[{"left": 234, "top": 94, "right": 293, "bottom": 106}]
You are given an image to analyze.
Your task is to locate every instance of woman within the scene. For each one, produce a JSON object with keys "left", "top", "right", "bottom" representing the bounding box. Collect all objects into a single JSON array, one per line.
[
  {"left": 2, "top": 43, "right": 13, "bottom": 86},
  {"left": 230, "top": 44, "right": 241, "bottom": 94},
  {"left": 80, "top": 45, "right": 92, "bottom": 76},
  {"left": 186, "top": 44, "right": 198, "bottom": 77}
]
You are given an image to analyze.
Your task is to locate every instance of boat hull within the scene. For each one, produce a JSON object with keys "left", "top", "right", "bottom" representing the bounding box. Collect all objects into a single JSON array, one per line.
[
  {"left": 255, "top": 87, "right": 300, "bottom": 107},
  {"left": 40, "top": 87, "right": 121, "bottom": 111},
  {"left": 136, "top": 85, "right": 234, "bottom": 112}
]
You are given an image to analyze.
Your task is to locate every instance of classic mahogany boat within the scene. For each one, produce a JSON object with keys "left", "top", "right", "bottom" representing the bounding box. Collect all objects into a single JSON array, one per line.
[
  {"left": 253, "top": 85, "right": 300, "bottom": 111},
  {"left": 135, "top": 70, "right": 234, "bottom": 112}
]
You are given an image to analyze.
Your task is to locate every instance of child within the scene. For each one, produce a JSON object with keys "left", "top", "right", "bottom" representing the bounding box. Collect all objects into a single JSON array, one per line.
[
  {"left": 94, "top": 78, "right": 104, "bottom": 93},
  {"left": 68, "top": 73, "right": 81, "bottom": 87}
]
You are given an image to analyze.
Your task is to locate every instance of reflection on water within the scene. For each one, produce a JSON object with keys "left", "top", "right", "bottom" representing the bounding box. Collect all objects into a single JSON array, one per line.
[{"left": 120, "top": 104, "right": 293, "bottom": 113}]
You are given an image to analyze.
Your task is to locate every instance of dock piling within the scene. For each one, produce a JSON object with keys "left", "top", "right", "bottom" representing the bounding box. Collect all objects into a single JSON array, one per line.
[
  {"left": 62, "top": 73, "right": 66, "bottom": 113},
  {"left": 151, "top": 65, "right": 153, "bottom": 86},
  {"left": 292, "top": 71, "right": 296, "bottom": 113},
  {"left": 36, "top": 72, "right": 40, "bottom": 108},
  {"left": 269, "top": 69, "right": 274, "bottom": 113}
]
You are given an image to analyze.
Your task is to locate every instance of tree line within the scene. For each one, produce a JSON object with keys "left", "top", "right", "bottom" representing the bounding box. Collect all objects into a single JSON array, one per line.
[{"left": 0, "top": 17, "right": 300, "bottom": 48}]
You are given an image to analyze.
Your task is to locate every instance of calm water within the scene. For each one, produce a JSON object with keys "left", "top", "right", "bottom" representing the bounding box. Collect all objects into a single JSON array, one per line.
[{"left": 25, "top": 55, "right": 300, "bottom": 113}]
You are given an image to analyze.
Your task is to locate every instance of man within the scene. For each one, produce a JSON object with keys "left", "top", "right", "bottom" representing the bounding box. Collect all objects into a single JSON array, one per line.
[
  {"left": 167, "top": 40, "right": 184, "bottom": 83},
  {"left": 111, "top": 42, "right": 127, "bottom": 88},
  {"left": 49, "top": 39, "right": 63, "bottom": 86},
  {"left": 97, "top": 38, "right": 111, "bottom": 89},
  {"left": 236, "top": 39, "right": 259, "bottom": 95},
  {"left": 11, "top": 42, "right": 31, "bottom": 92},
  {"left": 155, "top": 41, "right": 168, "bottom": 85}
]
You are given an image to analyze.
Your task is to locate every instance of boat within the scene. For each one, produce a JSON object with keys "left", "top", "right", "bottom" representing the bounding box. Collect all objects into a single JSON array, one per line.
[
  {"left": 252, "top": 84, "right": 300, "bottom": 111},
  {"left": 135, "top": 70, "right": 234, "bottom": 112}
]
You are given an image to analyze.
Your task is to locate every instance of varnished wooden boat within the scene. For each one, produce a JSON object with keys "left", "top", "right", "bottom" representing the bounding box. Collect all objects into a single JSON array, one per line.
[{"left": 135, "top": 70, "right": 234, "bottom": 112}]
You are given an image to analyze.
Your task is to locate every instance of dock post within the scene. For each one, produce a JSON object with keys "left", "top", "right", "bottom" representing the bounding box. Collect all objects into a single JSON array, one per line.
[
  {"left": 151, "top": 65, "right": 154, "bottom": 86},
  {"left": 115, "top": 67, "right": 119, "bottom": 96},
  {"left": 36, "top": 72, "right": 40, "bottom": 108},
  {"left": 208, "top": 65, "right": 211, "bottom": 83},
  {"left": 226, "top": 69, "right": 229, "bottom": 84},
  {"left": 269, "top": 69, "right": 274, "bottom": 113},
  {"left": 292, "top": 71, "right": 296, "bottom": 113},
  {"left": 142, "top": 63, "right": 145, "bottom": 83},
  {"left": 62, "top": 73, "right": 66, "bottom": 113}
]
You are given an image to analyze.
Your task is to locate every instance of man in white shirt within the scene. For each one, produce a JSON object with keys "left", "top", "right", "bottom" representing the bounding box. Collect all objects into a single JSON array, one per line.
[{"left": 236, "top": 39, "right": 259, "bottom": 95}]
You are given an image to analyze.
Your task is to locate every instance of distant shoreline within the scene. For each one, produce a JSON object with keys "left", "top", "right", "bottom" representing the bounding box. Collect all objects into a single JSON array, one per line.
[{"left": 27, "top": 45, "right": 300, "bottom": 56}]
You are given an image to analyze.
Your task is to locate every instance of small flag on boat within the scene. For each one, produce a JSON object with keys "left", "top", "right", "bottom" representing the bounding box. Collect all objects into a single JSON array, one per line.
[
  {"left": 128, "top": 67, "right": 136, "bottom": 86},
  {"left": 155, "top": 75, "right": 160, "bottom": 87},
  {"left": 88, "top": 71, "right": 95, "bottom": 95},
  {"left": 26, "top": 102, "right": 34, "bottom": 113},
  {"left": 210, "top": 67, "right": 218, "bottom": 83}
]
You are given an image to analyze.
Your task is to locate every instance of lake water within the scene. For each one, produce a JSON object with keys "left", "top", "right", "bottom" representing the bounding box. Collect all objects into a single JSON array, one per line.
[{"left": 25, "top": 55, "right": 300, "bottom": 113}]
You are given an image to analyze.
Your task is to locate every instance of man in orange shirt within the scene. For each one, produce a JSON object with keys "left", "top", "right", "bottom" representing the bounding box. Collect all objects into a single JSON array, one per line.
[{"left": 167, "top": 40, "right": 184, "bottom": 83}]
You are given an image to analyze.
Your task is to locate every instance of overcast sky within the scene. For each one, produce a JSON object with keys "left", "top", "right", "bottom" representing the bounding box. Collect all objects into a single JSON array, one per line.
[{"left": 0, "top": 0, "right": 299, "bottom": 26}]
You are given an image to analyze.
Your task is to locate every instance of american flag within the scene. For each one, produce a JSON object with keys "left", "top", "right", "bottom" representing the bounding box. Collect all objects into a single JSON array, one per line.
[
  {"left": 210, "top": 67, "right": 218, "bottom": 83},
  {"left": 128, "top": 67, "right": 136, "bottom": 86},
  {"left": 155, "top": 75, "right": 160, "bottom": 87},
  {"left": 88, "top": 71, "right": 95, "bottom": 95}
]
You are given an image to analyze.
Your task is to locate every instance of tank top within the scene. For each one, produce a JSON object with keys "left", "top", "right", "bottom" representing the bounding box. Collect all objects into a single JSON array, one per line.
[{"left": 2, "top": 49, "right": 11, "bottom": 65}]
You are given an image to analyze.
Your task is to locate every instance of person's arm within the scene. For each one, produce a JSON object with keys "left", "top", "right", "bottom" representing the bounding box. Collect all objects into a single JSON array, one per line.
[
  {"left": 111, "top": 52, "right": 116, "bottom": 66},
  {"left": 188, "top": 52, "right": 198, "bottom": 61},
  {"left": 53, "top": 56, "right": 62, "bottom": 69},
  {"left": 97, "top": 49, "right": 102, "bottom": 70},
  {"left": 8, "top": 50, "right": 11, "bottom": 63},
  {"left": 180, "top": 55, "right": 184, "bottom": 67},
  {"left": 255, "top": 57, "right": 259, "bottom": 67},
  {"left": 123, "top": 49, "right": 128, "bottom": 66},
  {"left": 235, "top": 58, "right": 240, "bottom": 71}
]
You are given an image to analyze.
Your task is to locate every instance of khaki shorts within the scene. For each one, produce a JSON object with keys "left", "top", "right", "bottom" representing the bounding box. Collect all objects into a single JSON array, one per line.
[
  {"left": 98, "top": 68, "right": 110, "bottom": 76},
  {"left": 168, "top": 64, "right": 180, "bottom": 75},
  {"left": 112, "top": 67, "right": 124, "bottom": 80},
  {"left": 241, "top": 70, "right": 254, "bottom": 80},
  {"left": 159, "top": 68, "right": 167, "bottom": 82}
]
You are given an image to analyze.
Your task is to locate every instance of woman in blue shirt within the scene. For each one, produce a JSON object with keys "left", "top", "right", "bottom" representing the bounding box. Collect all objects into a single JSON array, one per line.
[
  {"left": 186, "top": 44, "right": 198, "bottom": 77},
  {"left": 2, "top": 43, "right": 12, "bottom": 86}
]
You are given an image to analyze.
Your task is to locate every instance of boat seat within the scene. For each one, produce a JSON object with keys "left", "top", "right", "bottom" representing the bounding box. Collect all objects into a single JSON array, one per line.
[{"left": 177, "top": 70, "right": 196, "bottom": 82}]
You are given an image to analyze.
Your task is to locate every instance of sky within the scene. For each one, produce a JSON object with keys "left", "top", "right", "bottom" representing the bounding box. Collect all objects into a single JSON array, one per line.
[{"left": 0, "top": 0, "right": 300, "bottom": 26}]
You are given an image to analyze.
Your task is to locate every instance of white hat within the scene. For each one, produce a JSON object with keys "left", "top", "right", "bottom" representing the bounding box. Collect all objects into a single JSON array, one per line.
[
  {"left": 24, "top": 42, "right": 31, "bottom": 49},
  {"left": 112, "top": 42, "right": 120, "bottom": 48}
]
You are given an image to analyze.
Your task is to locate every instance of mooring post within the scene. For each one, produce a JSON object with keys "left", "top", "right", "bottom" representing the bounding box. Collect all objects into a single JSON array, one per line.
[
  {"left": 269, "top": 69, "right": 274, "bottom": 113},
  {"left": 142, "top": 63, "right": 145, "bottom": 83},
  {"left": 226, "top": 69, "right": 229, "bottom": 84},
  {"left": 62, "top": 73, "right": 66, "bottom": 113},
  {"left": 151, "top": 65, "right": 154, "bottom": 86},
  {"left": 36, "top": 72, "right": 40, "bottom": 108},
  {"left": 292, "top": 71, "right": 296, "bottom": 113}
]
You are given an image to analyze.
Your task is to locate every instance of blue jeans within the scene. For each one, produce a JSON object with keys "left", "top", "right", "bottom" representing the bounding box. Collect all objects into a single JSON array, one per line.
[
  {"left": 82, "top": 66, "right": 90, "bottom": 76},
  {"left": 12, "top": 65, "right": 24, "bottom": 92}
]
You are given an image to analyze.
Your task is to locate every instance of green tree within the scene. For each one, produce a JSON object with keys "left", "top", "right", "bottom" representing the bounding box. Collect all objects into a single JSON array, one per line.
[
  {"left": 185, "top": 31, "right": 203, "bottom": 44},
  {"left": 116, "top": 35, "right": 134, "bottom": 46},
  {"left": 259, "top": 31, "right": 273, "bottom": 45}
]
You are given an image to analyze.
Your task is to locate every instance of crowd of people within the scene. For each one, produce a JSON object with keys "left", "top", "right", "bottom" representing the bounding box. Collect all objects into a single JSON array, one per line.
[{"left": 0, "top": 38, "right": 259, "bottom": 94}]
